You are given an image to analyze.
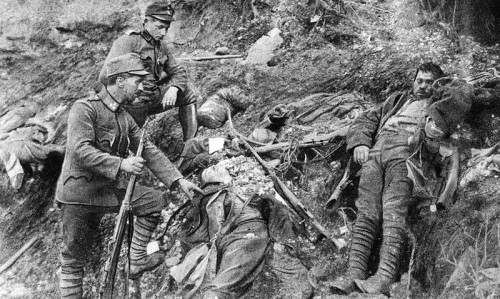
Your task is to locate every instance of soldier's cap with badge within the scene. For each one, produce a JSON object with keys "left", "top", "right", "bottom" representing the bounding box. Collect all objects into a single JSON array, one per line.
[
  {"left": 106, "top": 53, "right": 150, "bottom": 78},
  {"left": 145, "top": 1, "right": 175, "bottom": 22}
]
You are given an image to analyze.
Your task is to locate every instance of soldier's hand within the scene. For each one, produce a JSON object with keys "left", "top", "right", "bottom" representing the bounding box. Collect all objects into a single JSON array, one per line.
[
  {"left": 120, "top": 157, "right": 145, "bottom": 176},
  {"left": 353, "top": 145, "right": 370, "bottom": 164},
  {"left": 162, "top": 86, "right": 179, "bottom": 109},
  {"left": 175, "top": 178, "right": 204, "bottom": 200},
  {"left": 425, "top": 117, "right": 444, "bottom": 139}
]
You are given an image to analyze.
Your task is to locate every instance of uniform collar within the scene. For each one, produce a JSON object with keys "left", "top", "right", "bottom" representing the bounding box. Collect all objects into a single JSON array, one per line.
[
  {"left": 98, "top": 88, "right": 121, "bottom": 112},
  {"left": 410, "top": 93, "right": 430, "bottom": 103},
  {"left": 141, "top": 29, "right": 157, "bottom": 44}
]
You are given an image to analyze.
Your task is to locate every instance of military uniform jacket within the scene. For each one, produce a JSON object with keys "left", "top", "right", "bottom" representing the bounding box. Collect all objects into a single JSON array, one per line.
[
  {"left": 346, "top": 80, "right": 473, "bottom": 153},
  {"left": 55, "top": 90, "right": 183, "bottom": 206},
  {"left": 98, "top": 29, "right": 187, "bottom": 93}
]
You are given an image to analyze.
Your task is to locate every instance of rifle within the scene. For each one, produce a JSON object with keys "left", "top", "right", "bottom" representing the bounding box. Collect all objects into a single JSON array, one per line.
[
  {"left": 178, "top": 54, "right": 243, "bottom": 61},
  {"left": 100, "top": 119, "right": 150, "bottom": 299},
  {"left": 226, "top": 114, "right": 344, "bottom": 250},
  {"left": 253, "top": 126, "right": 348, "bottom": 154}
]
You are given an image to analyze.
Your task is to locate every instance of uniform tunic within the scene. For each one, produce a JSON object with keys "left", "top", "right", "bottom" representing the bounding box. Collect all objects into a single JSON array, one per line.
[{"left": 56, "top": 89, "right": 182, "bottom": 207}]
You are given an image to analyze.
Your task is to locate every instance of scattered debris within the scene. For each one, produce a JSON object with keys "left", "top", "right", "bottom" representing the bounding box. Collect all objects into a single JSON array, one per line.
[
  {"left": 245, "top": 28, "right": 283, "bottom": 66},
  {"left": 214, "top": 46, "right": 230, "bottom": 55},
  {"left": 326, "top": 157, "right": 352, "bottom": 208},
  {"left": 0, "top": 236, "right": 39, "bottom": 275},
  {"left": 460, "top": 154, "right": 500, "bottom": 187}
]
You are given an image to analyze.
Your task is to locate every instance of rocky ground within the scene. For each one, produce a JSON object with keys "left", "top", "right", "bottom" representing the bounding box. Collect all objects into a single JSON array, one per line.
[{"left": 0, "top": 0, "right": 500, "bottom": 298}]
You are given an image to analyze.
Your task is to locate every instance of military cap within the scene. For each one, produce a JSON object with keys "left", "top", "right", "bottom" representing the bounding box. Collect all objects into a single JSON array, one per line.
[
  {"left": 106, "top": 53, "right": 149, "bottom": 78},
  {"left": 145, "top": 1, "right": 175, "bottom": 22}
]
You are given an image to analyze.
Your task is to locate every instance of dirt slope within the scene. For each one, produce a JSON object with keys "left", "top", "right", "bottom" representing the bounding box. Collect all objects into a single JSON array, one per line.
[{"left": 0, "top": 0, "right": 499, "bottom": 298}]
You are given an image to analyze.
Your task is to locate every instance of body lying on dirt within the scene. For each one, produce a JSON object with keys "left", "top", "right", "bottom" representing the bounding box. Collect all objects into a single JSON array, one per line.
[
  {"left": 55, "top": 53, "right": 202, "bottom": 299},
  {"left": 330, "top": 62, "right": 473, "bottom": 296},
  {"left": 197, "top": 86, "right": 251, "bottom": 130},
  {"left": 171, "top": 162, "right": 313, "bottom": 299},
  {"left": 99, "top": 1, "right": 198, "bottom": 141},
  {"left": 176, "top": 136, "right": 243, "bottom": 175},
  {"left": 0, "top": 123, "right": 65, "bottom": 189},
  {"left": 0, "top": 102, "right": 39, "bottom": 134}
]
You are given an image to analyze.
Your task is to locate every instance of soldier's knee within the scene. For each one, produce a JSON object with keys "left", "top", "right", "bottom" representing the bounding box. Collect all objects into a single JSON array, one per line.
[{"left": 177, "top": 87, "right": 199, "bottom": 106}]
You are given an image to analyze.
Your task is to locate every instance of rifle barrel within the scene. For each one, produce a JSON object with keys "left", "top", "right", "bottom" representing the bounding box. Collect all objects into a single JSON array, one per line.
[{"left": 179, "top": 54, "right": 243, "bottom": 61}]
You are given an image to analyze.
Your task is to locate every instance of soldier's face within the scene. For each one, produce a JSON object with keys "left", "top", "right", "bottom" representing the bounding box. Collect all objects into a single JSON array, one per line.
[
  {"left": 145, "top": 19, "right": 170, "bottom": 41},
  {"left": 201, "top": 165, "right": 232, "bottom": 185},
  {"left": 413, "top": 71, "right": 436, "bottom": 100},
  {"left": 121, "top": 75, "right": 145, "bottom": 104}
]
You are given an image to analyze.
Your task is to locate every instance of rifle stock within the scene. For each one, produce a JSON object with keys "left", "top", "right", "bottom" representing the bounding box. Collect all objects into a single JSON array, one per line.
[{"left": 100, "top": 119, "right": 150, "bottom": 299}]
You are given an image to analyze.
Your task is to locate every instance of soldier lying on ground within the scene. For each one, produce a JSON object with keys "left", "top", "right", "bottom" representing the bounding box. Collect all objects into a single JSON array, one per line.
[
  {"left": 0, "top": 124, "right": 65, "bottom": 189},
  {"left": 330, "top": 62, "right": 473, "bottom": 295},
  {"left": 170, "top": 162, "right": 313, "bottom": 299},
  {"left": 176, "top": 136, "right": 242, "bottom": 175},
  {"left": 0, "top": 101, "right": 39, "bottom": 134},
  {"left": 99, "top": 1, "right": 198, "bottom": 141},
  {"left": 56, "top": 53, "right": 202, "bottom": 298}
]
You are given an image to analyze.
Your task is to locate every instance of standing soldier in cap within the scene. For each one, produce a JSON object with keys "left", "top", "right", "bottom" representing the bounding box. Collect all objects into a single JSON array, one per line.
[
  {"left": 57, "top": 53, "right": 203, "bottom": 298},
  {"left": 99, "top": 1, "right": 198, "bottom": 141}
]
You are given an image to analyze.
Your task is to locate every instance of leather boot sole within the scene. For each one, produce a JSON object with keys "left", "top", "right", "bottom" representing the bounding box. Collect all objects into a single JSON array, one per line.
[
  {"left": 354, "top": 276, "right": 391, "bottom": 296},
  {"left": 328, "top": 276, "right": 360, "bottom": 295}
]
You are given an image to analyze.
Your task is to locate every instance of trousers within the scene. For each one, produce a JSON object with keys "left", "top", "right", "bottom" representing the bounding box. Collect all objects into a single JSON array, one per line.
[
  {"left": 349, "top": 134, "right": 415, "bottom": 278},
  {"left": 59, "top": 184, "right": 164, "bottom": 298}
]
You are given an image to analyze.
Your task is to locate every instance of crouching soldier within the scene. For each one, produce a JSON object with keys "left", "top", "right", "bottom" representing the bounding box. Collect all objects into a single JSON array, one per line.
[
  {"left": 99, "top": 1, "right": 198, "bottom": 141},
  {"left": 56, "top": 53, "right": 202, "bottom": 298},
  {"left": 330, "top": 62, "right": 473, "bottom": 295}
]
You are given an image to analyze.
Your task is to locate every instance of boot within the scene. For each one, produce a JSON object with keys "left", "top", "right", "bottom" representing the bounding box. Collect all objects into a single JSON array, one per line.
[
  {"left": 355, "top": 274, "right": 392, "bottom": 296},
  {"left": 129, "top": 251, "right": 166, "bottom": 280},
  {"left": 355, "top": 225, "right": 405, "bottom": 296},
  {"left": 328, "top": 270, "right": 363, "bottom": 295},
  {"left": 129, "top": 214, "right": 164, "bottom": 280},
  {"left": 178, "top": 103, "right": 198, "bottom": 141},
  {"left": 329, "top": 216, "right": 378, "bottom": 295}
]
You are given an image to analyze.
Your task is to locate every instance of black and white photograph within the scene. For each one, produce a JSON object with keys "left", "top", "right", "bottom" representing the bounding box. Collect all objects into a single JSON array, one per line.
[{"left": 0, "top": 0, "right": 499, "bottom": 298}]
